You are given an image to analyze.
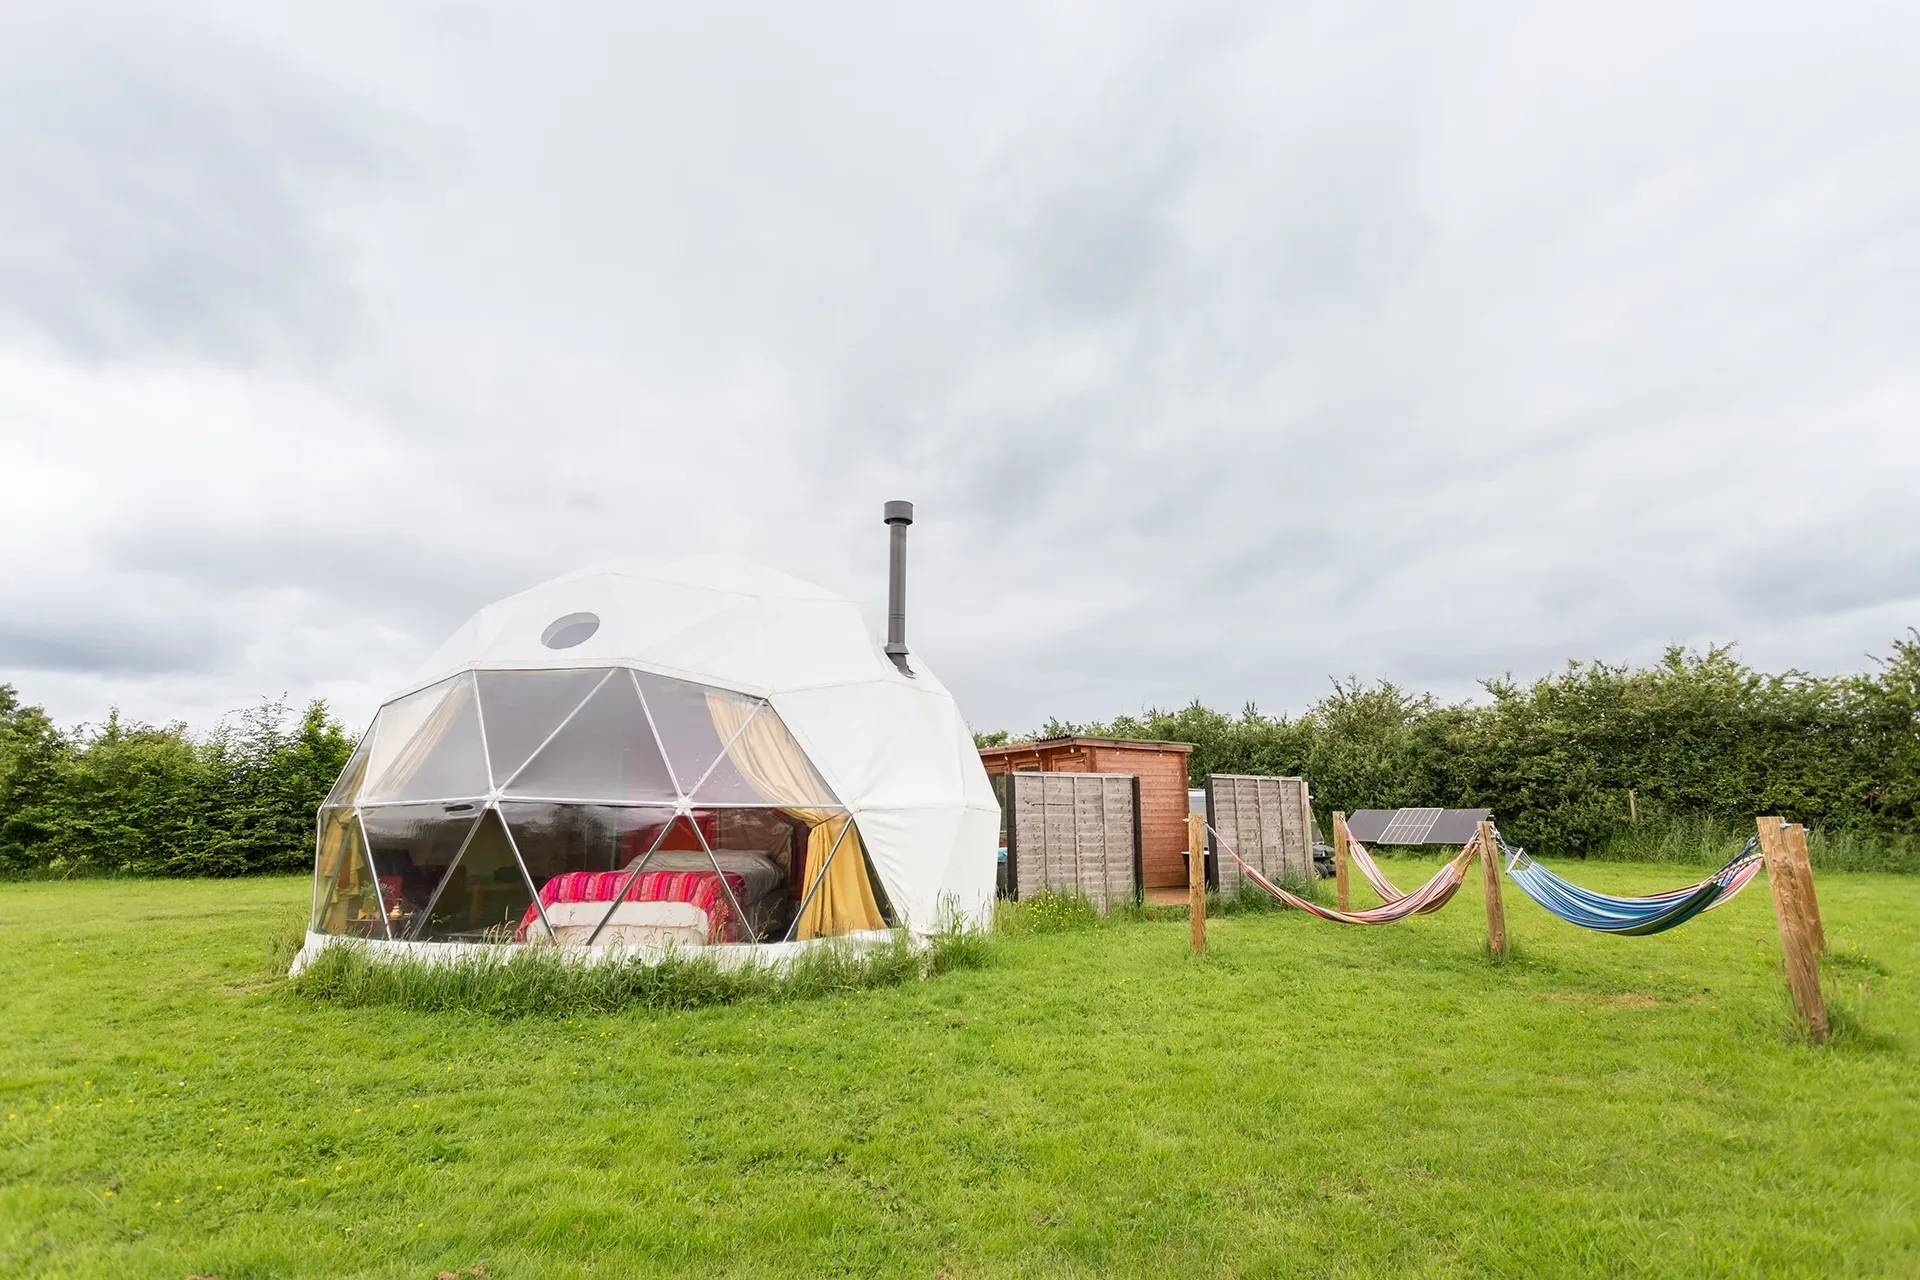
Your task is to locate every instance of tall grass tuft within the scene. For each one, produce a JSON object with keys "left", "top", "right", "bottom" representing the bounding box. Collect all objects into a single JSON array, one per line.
[
  {"left": 1197, "top": 870, "right": 1332, "bottom": 917},
  {"left": 291, "top": 924, "right": 990, "bottom": 1018},
  {"left": 1585, "top": 816, "right": 1920, "bottom": 873},
  {"left": 994, "top": 890, "right": 1103, "bottom": 935},
  {"left": 262, "top": 914, "right": 306, "bottom": 976}
]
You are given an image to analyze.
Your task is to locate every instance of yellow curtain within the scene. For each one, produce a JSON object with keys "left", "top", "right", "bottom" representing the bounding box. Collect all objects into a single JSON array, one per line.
[
  {"left": 314, "top": 807, "right": 377, "bottom": 934},
  {"left": 312, "top": 745, "right": 373, "bottom": 932},
  {"left": 793, "top": 815, "right": 883, "bottom": 940},
  {"left": 706, "top": 696, "right": 884, "bottom": 938}
]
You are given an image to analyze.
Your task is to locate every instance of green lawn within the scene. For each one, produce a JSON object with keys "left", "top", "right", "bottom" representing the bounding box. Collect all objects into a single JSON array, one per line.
[{"left": 2, "top": 863, "right": 1915, "bottom": 1278}]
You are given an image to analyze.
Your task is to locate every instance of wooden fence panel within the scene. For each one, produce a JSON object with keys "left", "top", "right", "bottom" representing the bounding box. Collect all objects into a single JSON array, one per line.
[
  {"left": 1005, "top": 773, "right": 1140, "bottom": 911},
  {"left": 1208, "top": 775, "right": 1314, "bottom": 893}
]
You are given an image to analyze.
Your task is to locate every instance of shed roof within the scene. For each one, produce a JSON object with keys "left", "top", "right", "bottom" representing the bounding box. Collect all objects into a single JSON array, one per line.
[{"left": 978, "top": 736, "right": 1195, "bottom": 757}]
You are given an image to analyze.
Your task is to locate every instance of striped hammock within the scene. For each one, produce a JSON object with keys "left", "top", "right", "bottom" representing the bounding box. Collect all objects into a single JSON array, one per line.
[
  {"left": 1210, "top": 824, "right": 1477, "bottom": 924},
  {"left": 1344, "top": 831, "right": 1412, "bottom": 903},
  {"left": 1498, "top": 832, "right": 1765, "bottom": 935}
]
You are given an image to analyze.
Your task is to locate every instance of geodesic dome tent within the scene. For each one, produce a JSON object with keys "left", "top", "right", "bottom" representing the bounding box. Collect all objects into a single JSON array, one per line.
[{"left": 302, "top": 555, "right": 998, "bottom": 962}]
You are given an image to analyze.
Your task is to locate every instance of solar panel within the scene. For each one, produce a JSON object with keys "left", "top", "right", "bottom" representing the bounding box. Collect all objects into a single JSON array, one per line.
[
  {"left": 1345, "top": 807, "right": 1491, "bottom": 845},
  {"left": 1377, "top": 807, "right": 1443, "bottom": 844}
]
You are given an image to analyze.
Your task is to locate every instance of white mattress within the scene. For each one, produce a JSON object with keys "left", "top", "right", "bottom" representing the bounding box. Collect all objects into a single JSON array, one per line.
[{"left": 544, "top": 899, "right": 707, "bottom": 948}]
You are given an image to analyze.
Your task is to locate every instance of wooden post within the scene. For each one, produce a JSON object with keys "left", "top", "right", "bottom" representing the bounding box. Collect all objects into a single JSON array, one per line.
[
  {"left": 1333, "top": 810, "right": 1350, "bottom": 912},
  {"left": 1627, "top": 788, "right": 1638, "bottom": 826},
  {"left": 1758, "top": 817, "right": 1828, "bottom": 1041},
  {"left": 1477, "top": 819, "right": 1507, "bottom": 956},
  {"left": 1188, "top": 812, "right": 1206, "bottom": 955},
  {"left": 1783, "top": 823, "right": 1826, "bottom": 954}
]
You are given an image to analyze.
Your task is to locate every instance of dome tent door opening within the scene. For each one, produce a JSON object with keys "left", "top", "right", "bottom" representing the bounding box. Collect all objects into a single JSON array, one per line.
[{"left": 300, "top": 534, "right": 999, "bottom": 971}]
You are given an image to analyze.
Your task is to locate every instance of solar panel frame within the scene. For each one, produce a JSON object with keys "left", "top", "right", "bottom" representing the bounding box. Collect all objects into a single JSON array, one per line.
[
  {"left": 1377, "top": 807, "right": 1443, "bottom": 844},
  {"left": 1344, "top": 807, "right": 1492, "bottom": 846}
]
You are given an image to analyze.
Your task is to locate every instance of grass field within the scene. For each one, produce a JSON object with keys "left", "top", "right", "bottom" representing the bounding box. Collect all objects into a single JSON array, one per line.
[{"left": 2, "top": 862, "right": 1916, "bottom": 1278}]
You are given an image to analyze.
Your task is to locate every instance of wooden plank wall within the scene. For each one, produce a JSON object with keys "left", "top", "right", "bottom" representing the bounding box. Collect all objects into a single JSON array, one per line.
[
  {"left": 1086, "top": 745, "right": 1191, "bottom": 887},
  {"left": 1008, "top": 773, "right": 1139, "bottom": 912},
  {"left": 1208, "top": 775, "right": 1314, "bottom": 893}
]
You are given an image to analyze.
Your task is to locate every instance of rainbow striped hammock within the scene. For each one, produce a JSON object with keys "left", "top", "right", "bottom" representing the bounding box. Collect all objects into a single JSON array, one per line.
[
  {"left": 1209, "top": 824, "right": 1476, "bottom": 924},
  {"left": 1497, "top": 831, "right": 1765, "bottom": 935}
]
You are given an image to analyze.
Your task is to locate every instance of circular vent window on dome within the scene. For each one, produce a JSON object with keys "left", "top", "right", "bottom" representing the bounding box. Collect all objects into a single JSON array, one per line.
[{"left": 540, "top": 612, "right": 600, "bottom": 650}]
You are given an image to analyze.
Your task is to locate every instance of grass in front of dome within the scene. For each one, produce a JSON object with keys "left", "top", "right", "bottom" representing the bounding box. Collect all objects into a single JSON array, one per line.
[
  {"left": 289, "top": 924, "right": 990, "bottom": 1018},
  {"left": 0, "top": 866, "right": 1915, "bottom": 1278}
]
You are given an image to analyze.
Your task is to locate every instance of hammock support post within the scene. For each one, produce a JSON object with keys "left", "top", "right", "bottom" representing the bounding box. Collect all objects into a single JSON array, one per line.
[
  {"left": 1476, "top": 819, "right": 1507, "bottom": 956},
  {"left": 1758, "top": 816, "right": 1827, "bottom": 1041},
  {"left": 1187, "top": 812, "right": 1207, "bottom": 955},
  {"left": 1333, "top": 811, "right": 1350, "bottom": 912},
  {"left": 1783, "top": 823, "right": 1826, "bottom": 954}
]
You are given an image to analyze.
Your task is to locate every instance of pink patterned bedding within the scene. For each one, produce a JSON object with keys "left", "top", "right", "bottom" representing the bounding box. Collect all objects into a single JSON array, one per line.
[{"left": 517, "top": 869, "right": 747, "bottom": 944}]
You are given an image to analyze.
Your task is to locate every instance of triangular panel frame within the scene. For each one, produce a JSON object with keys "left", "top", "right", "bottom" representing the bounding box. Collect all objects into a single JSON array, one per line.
[
  {"left": 403, "top": 804, "right": 549, "bottom": 943},
  {"left": 500, "top": 669, "right": 676, "bottom": 803},
  {"left": 312, "top": 806, "right": 388, "bottom": 939},
  {"left": 361, "top": 672, "right": 492, "bottom": 804},
  {"left": 474, "top": 668, "right": 612, "bottom": 791}
]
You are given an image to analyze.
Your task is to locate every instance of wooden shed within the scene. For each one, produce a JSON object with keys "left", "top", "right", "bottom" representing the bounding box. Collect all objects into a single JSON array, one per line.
[{"left": 978, "top": 738, "right": 1195, "bottom": 888}]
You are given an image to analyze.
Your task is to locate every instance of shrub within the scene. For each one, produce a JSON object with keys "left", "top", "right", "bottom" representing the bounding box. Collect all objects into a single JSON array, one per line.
[
  {"left": 0, "top": 690, "right": 353, "bottom": 878},
  {"left": 990, "top": 631, "right": 1920, "bottom": 857}
]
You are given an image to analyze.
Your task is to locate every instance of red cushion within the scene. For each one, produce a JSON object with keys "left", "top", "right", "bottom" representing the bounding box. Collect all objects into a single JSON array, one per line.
[{"left": 517, "top": 868, "right": 747, "bottom": 944}]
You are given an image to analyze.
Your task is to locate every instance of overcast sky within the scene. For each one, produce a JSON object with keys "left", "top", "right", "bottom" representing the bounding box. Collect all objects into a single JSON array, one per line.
[{"left": 2, "top": 0, "right": 1916, "bottom": 740}]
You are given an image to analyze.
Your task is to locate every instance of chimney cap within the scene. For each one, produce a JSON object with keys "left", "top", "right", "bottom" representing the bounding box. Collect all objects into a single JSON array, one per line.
[{"left": 883, "top": 500, "right": 914, "bottom": 526}]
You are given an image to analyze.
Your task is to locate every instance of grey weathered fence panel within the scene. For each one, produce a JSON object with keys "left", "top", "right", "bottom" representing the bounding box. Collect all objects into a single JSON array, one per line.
[
  {"left": 1208, "top": 774, "right": 1314, "bottom": 893},
  {"left": 1006, "top": 773, "right": 1140, "bottom": 911}
]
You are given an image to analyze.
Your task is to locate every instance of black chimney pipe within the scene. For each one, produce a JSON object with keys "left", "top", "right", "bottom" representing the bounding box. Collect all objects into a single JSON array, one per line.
[{"left": 883, "top": 500, "right": 914, "bottom": 675}]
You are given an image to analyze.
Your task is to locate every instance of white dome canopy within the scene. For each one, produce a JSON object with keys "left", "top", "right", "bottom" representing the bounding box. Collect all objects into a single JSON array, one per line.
[{"left": 385, "top": 554, "right": 999, "bottom": 934}]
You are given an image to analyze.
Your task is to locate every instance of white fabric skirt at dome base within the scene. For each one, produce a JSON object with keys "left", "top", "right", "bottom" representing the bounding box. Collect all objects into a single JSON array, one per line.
[{"left": 287, "top": 927, "right": 906, "bottom": 977}]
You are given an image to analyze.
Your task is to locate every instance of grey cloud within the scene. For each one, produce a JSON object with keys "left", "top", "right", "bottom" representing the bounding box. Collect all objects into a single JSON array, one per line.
[
  {"left": 0, "top": 3, "right": 397, "bottom": 364},
  {"left": 1, "top": 0, "right": 1917, "bottom": 739},
  {"left": 0, "top": 596, "right": 236, "bottom": 675}
]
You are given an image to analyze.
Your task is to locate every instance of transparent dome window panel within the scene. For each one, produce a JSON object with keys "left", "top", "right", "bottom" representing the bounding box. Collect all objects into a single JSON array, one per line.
[
  {"left": 474, "top": 669, "right": 609, "bottom": 789},
  {"left": 312, "top": 807, "right": 387, "bottom": 938},
  {"left": 713, "top": 806, "right": 807, "bottom": 871},
  {"left": 360, "top": 803, "right": 485, "bottom": 941},
  {"left": 549, "top": 805, "right": 817, "bottom": 948},
  {"left": 322, "top": 734, "right": 373, "bottom": 809},
  {"left": 412, "top": 808, "right": 542, "bottom": 943},
  {"left": 695, "top": 697, "right": 839, "bottom": 808},
  {"left": 500, "top": 669, "right": 676, "bottom": 802},
  {"left": 564, "top": 812, "right": 773, "bottom": 947},
  {"left": 506, "top": 804, "right": 738, "bottom": 945},
  {"left": 360, "top": 674, "right": 491, "bottom": 804},
  {"left": 501, "top": 802, "right": 681, "bottom": 892},
  {"left": 631, "top": 672, "right": 763, "bottom": 798}
]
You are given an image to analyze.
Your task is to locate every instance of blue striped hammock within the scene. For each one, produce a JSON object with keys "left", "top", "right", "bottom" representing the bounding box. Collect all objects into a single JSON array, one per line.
[{"left": 1498, "top": 832, "right": 1764, "bottom": 935}]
